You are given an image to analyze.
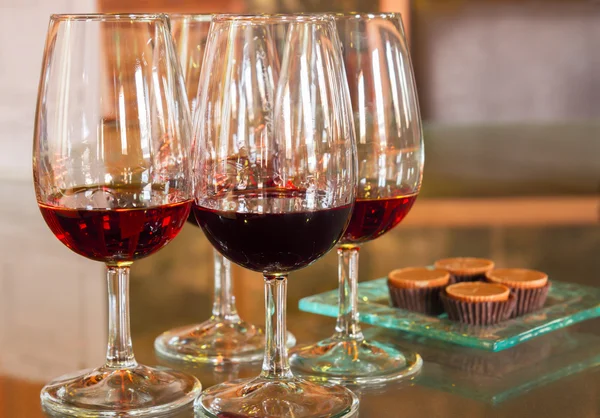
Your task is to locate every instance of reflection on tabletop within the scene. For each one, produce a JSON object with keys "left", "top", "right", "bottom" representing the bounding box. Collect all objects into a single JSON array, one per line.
[
  {"left": 365, "top": 327, "right": 600, "bottom": 405},
  {"left": 43, "top": 408, "right": 195, "bottom": 418},
  {"left": 156, "top": 356, "right": 263, "bottom": 390}
]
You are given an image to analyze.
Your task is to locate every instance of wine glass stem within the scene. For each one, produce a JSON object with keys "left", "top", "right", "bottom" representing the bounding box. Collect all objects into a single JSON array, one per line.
[
  {"left": 261, "top": 274, "right": 293, "bottom": 380},
  {"left": 211, "top": 250, "right": 240, "bottom": 322},
  {"left": 334, "top": 246, "right": 365, "bottom": 341},
  {"left": 105, "top": 265, "right": 137, "bottom": 369}
]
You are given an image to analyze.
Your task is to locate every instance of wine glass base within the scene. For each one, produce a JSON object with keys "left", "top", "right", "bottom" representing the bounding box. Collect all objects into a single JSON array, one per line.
[
  {"left": 289, "top": 337, "right": 422, "bottom": 386},
  {"left": 195, "top": 376, "right": 359, "bottom": 418},
  {"left": 155, "top": 318, "right": 296, "bottom": 365},
  {"left": 40, "top": 364, "right": 201, "bottom": 417}
]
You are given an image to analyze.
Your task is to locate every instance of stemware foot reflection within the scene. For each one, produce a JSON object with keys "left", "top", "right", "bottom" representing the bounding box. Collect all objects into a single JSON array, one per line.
[
  {"left": 290, "top": 337, "right": 422, "bottom": 386},
  {"left": 155, "top": 317, "right": 296, "bottom": 364},
  {"left": 41, "top": 364, "right": 201, "bottom": 418},
  {"left": 195, "top": 377, "right": 359, "bottom": 418}
]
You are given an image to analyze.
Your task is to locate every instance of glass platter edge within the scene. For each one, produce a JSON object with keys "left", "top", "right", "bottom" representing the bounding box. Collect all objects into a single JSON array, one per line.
[{"left": 299, "top": 278, "right": 600, "bottom": 352}]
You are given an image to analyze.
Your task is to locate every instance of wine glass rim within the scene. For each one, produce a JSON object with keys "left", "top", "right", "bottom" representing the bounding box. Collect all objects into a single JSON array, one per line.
[
  {"left": 50, "top": 13, "right": 169, "bottom": 22},
  {"left": 331, "top": 12, "right": 403, "bottom": 20},
  {"left": 212, "top": 13, "right": 334, "bottom": 23},
  {"left": 168, "top": 13, "right": 213, "bottom": 22}
]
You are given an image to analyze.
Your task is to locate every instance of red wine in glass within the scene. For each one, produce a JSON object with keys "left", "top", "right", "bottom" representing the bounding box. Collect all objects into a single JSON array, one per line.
[
  {"left": 39, "top": 187, "right": 191, "bottom": 264},
  {"left": 186, "top": 211, "right": 199, "bottom": 227},
  {"left": 341, "top": 193, "right": 417, "bottom": 245},
  {"left": 194, "top": 189, "right": 352, "bottom": 274}
]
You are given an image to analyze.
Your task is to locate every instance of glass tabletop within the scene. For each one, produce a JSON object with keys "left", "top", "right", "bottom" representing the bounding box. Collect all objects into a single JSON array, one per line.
[
  {"left": 2, "top": 123, "right": 598, "bottom": 418},
  {"left": 8, "top": 219, "right": 593, "bottom": 418}
]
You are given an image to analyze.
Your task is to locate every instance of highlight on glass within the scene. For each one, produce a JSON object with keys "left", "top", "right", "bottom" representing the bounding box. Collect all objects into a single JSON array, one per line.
[
  {"left": 155, "top": 13, "right": 295, "bottom": 366},
  {"left": 33, "top": 14, "right": 201, "bottom": 416},
  {"left": 290, "top": 12, "right": 425, "bottom": 386},
  {"left": 192, "top": 14, "right": 359, "bottom": 417}
]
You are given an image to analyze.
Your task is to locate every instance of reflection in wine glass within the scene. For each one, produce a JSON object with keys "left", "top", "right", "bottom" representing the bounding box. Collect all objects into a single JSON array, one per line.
[
  {"left": 290, "top": 13, "right": 425, "bottom": 386},
  {"left": 155, "top": 13, "right": 296, "bottom": 366},
  {"left": 33, "top": 14, "right": 201, "bottom": 416},
  {"left": 192, "top": 14, "right": 359, "bottom": 418}
]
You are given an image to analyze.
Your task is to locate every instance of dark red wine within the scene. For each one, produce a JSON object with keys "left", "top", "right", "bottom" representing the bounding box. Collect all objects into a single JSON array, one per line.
[
  {"left": 194, "top": 190, "right": 352, "bottom": 274},
  {"left": 186, "top": 211, "right": 199, "bottom": 227},
  {"left": 39, "top": 199, "right": 191, "bottom": 264},
  {"left": 341, "top": 194, "right": 417, "bottom": 245}
]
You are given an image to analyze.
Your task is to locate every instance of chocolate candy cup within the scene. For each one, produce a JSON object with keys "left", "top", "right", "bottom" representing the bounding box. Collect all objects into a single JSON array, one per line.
[
  {"left": 434, "top": 257, "right": 494, "bottom": 284},
  {"left": 511, "top": 282, "right": 551, "bottom": 317},
  {"left": 449, "top": 273, "right": 487, "bottom": 284},
  {"left": 388, "top": 281, "right": 446, "bottom": 315},
  {"left": 441, "top": 291, "right": 517, "bottom": 326}
]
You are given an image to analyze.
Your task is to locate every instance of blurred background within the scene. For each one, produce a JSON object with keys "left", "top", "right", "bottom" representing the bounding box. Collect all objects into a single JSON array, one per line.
[{"left": 0, "top": 0, "right": 598, "bottom": 416}]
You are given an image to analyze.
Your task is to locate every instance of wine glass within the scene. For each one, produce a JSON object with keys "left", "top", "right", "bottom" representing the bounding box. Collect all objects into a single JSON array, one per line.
[
  {"left": 192, "top": 14, "right": 359, "bottom": 417},
  {"left": 155, "top": 13, "right": 295, "bottom": 365},
  {"left": 33, "top": 14, "right": 201, "bottom": 416},
  {"left": 289, "top": 12, "right": 424, "bottom": 385}
]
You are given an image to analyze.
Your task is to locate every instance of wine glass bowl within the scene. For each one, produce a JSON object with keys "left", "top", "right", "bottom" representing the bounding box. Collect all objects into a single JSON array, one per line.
[
  {"left": 193, "top": 14, "right": 357, "bottom": 273},
  {"left": 289, "top": 12, "right": 425, "bottom": 386},
  {"left": 34, "top": 14, "right": 201, "bottom": 416},
  {"left": 192, "top": 14, "right": 359, "bottom": 418}
]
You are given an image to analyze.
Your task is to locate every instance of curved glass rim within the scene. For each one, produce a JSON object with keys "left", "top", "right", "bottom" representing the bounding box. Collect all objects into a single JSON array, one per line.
[
  {"left": 330, "top": 12, "right": 403, "bottom": 20},
  {"left": 212, "top": 13, "right": 334, "bottom": 23},
  {"left": 168, "top": 13, "right": 213, "bottom": 22},
  {"left": 50, "top": 13, "right": 168, "bottom": 22}
]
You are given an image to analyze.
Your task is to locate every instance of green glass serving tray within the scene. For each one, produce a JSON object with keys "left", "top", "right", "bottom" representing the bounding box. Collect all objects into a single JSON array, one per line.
[{"left": 299, "top": 278, "right": 600, "bottom": 351}]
